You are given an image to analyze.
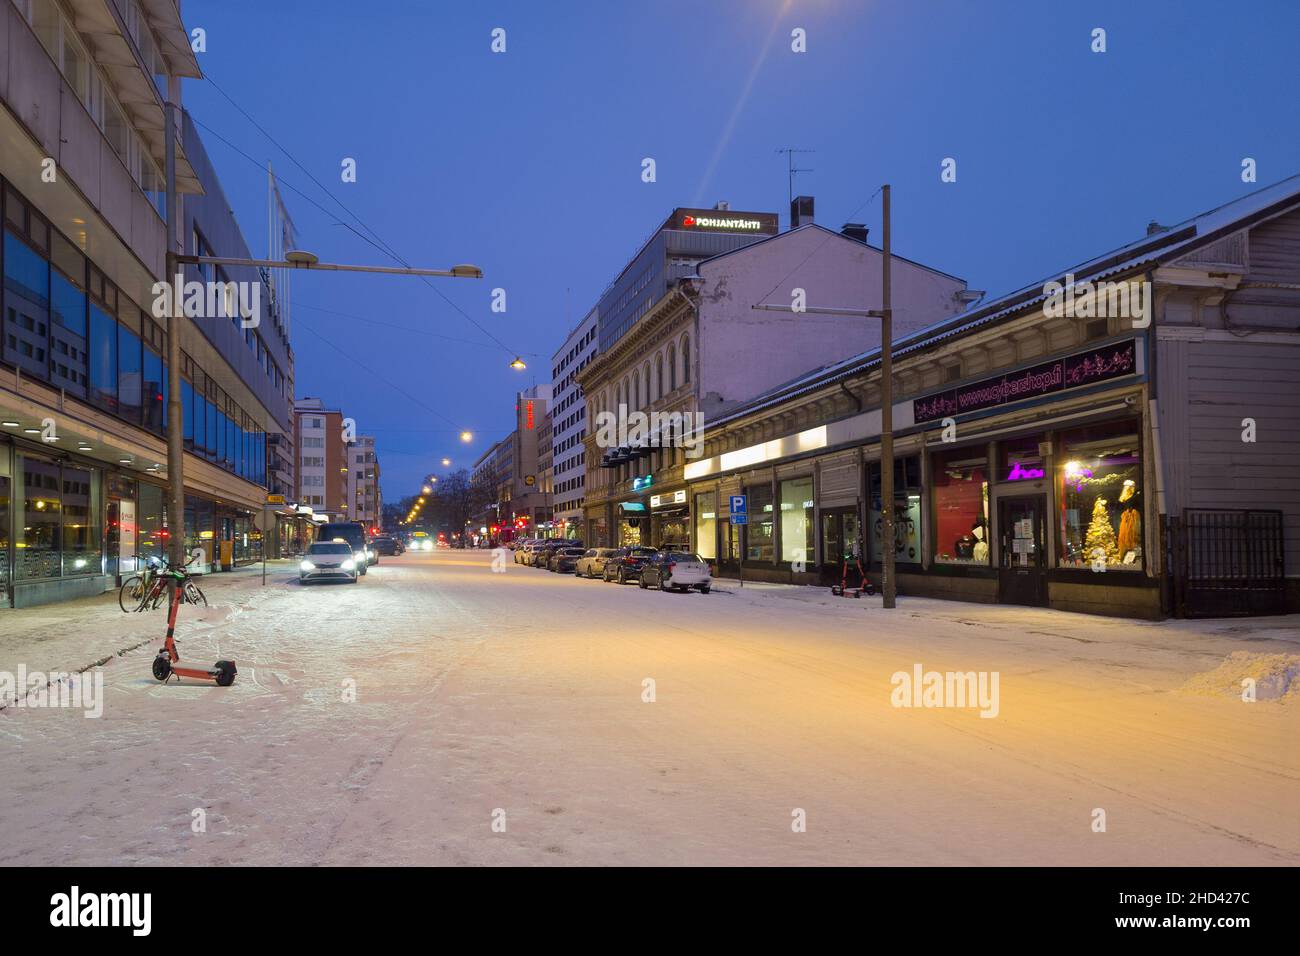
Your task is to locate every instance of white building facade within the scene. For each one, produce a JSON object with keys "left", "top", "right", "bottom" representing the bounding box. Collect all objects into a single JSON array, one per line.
[{"left": 549, "top": 308, "right": 598, "bottom": 538}]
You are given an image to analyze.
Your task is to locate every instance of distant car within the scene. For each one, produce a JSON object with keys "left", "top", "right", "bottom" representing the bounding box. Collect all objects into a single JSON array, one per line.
[
  {"left": 603, "top": 546, "right": 658, "bottom": 584},
  {"left": 536, "top": 540, "right": 582, "bottom": 568},
  {"left": 529, "top": 542, "right": 561, "bottom": 567},
  {"left": 575, "top": 547, "right": 620, "bottom": 579},
  {"left": 299, "top": 541, "right": 360, "bottom": 584},
  {"left": 369, "top": 534, "right": 401, "bottom": 556},
  {"left": 409, "top": 532, "right": 434, "bottom": 552},
  {"left": 549, "top": 547, "right": 587, "bottom": 573},
  {"left": 640, "top": 551, "right": 712, "bottom": 593},
  {"left": 514, "top": 539, "right": 540, "bottom": 564},
  {"left": 315, "top": 522, "right": 369, "bottom": 575}
]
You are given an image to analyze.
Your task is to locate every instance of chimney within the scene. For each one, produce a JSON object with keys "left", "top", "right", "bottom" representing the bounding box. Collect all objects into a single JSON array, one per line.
[
  {"left": 714, "top": 200, "right": 730, "bottom": 211},
  {"left": 790, "top": 195, "right": 814, "bottom": 229},
  {"left": 1146, "top": 220, "right": 1170, "bottom": 236},
  {"left": 841, "top": 222, "right": 868, "bottom": 243}
]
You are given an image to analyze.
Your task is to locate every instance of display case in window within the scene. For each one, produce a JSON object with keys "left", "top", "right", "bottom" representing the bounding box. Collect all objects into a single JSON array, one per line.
[
  {"left": 868, "top": 457, "right": 922, "bottom": 564},
  {"left": 745, "top": 483, "right": 775, "bottom": 563},
  {"left": 932, "top": 451, "right": 990, "bottom": 565},
  {"left": 1057, "top": 422, "right": 1142, "bottom": 570}
]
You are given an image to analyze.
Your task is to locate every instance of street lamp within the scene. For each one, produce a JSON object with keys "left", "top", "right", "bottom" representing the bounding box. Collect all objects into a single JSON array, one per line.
[
  {"left": 441, "top": 457, "right": 451, "bottom": 467},
  {"left": 510, "top": 357, "right": 527, "bottom": 370},
  {"left": 460, "top": 431, "right": 473, "bottom": 443}
]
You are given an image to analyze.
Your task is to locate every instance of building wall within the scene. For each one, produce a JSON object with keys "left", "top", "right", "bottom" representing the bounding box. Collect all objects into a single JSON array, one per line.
[
  {"left": 696, "top": 225, "right": 969, "bottom": 417},
  {"left": 550, "top": 308, "right": 597, "bottom": 529}
]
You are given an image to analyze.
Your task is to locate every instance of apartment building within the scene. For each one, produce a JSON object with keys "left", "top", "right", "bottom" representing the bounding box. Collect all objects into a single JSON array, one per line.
[
  {"left": 346, "top": 434, "right": 381, "bottom": 529},
  {"left": 293, "top": 397, "right": 346, "bottom": 519},
  {"left": 549, "top": 307, "right": 597, "bottom": 539}
]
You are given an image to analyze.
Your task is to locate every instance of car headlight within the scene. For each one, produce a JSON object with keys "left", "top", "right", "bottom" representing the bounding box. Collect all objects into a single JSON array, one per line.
[
  {"left": 342, "top": 559, "right": 356, "bottom": 570},
  {"left": 355, "top": 551, "right": 366, "bottom": 562},
  {"left": 300, "top": 560, "right": 315, "bottom": 571}
]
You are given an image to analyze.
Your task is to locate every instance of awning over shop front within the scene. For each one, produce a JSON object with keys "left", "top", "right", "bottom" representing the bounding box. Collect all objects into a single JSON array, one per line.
[{"left": 619, "top": 502, "right": 647, "bottom": 514}]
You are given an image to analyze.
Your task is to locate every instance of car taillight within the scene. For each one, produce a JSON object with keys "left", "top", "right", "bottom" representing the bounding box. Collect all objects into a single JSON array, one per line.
[{"left": 667, "top": 562, "right": 676, "bottom": 572}]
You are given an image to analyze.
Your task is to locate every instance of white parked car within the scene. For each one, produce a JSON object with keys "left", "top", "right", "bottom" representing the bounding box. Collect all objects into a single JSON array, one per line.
[
  {"left": 639, "top": 551, "right": 712, "bottom": 593},
  {"left": 299, "top": 541, "right": 360, "bottom": 584}
]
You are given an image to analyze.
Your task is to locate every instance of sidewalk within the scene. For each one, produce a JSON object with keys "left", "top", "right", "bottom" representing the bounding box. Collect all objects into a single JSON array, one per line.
[{"left": 0, "top": 560, "right": 298, "bottom": 709}]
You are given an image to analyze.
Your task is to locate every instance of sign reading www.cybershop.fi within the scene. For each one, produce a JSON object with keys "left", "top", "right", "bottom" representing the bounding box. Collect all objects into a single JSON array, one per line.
[
  {"left": 0, "top": 666, "right": 103, "bottom": 718},
  {"left": 150, "top": 274, "right": 260, "bottom": 328}
]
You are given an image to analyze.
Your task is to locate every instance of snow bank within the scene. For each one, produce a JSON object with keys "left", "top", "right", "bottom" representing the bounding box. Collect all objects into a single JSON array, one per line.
[{"left": 1180, "top": 651, "right": 1300, "bottom": 701}]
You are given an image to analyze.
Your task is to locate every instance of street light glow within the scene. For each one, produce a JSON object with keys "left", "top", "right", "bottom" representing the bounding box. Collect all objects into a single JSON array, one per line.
[{"left": 460, "top": 431, "right": 473, "bottom": 443}]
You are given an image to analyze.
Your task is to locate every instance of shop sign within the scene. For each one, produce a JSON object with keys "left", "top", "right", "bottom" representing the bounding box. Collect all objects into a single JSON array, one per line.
[
  {"left": 649, "top": 490, "right": 687, "bottom": 509},
  {"left": 913, "top": 339, "right": 1137, "bottom": 424},
  {"left": 632, "top": 475, "right": 653, "bottom": 492},
  {"left": 1005, "top": 461, "right": 1045, "bottom": 481},
  {"left": 674, "top": 207, "right": 779, "bottom": 235}
]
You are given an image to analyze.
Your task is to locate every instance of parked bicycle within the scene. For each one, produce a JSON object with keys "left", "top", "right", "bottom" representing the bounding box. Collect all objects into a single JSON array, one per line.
[{"left": 118, "top": 554, "right": 207, "bottom": 612}]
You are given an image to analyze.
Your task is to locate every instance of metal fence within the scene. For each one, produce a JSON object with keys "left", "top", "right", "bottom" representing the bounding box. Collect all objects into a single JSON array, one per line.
[{"left": 1166, "top": 509, "right": 1286, "bottom": 617}]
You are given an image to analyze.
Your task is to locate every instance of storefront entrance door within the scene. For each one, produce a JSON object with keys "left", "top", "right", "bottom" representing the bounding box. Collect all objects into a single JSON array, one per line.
[
  {"left": 998, "top": 495, "right": 1047, "bottom": 606},
  {"left": 820, "top": 508, "right": 862, "bottom": 585}
]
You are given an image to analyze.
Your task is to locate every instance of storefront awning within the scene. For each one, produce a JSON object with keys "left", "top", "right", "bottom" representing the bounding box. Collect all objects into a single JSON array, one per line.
[{"left": 619, "top": 502, "right": 647, "bottom": 513}]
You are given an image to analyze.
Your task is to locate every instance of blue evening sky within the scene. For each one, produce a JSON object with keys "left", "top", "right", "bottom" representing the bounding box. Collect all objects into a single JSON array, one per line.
[{"left": 182, "top": 0, "right": 1300, "bottom": 497}]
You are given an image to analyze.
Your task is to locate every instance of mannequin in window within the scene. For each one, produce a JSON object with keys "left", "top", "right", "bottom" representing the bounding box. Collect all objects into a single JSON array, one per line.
[{"left": 1116, "top": 479, "right": 1141, "bottom": 559}]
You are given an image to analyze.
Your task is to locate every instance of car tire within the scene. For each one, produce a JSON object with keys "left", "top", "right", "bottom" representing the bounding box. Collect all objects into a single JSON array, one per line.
[
  {"left": 350, "top": 575, "right": 358, "bottom": 583},
  {"left": 699, "top": 586, "right": 710, "bottom": 594},
  {"left": 639, "top": 576, "right": 647, "bottom": 589},
  {"left": 659, "top": 576, "right": 669, "bottom": 592}
]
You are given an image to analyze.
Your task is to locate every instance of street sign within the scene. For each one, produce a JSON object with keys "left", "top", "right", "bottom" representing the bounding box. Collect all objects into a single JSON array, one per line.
[
  {"left": 729, "top": 494, "right": 747, "bottom": 523},
  {"left": 254, "top": 508, "right": 274, "bottom": 533},
  {"left": 266, "top": 494, "right": 286, "bottom": 504}
]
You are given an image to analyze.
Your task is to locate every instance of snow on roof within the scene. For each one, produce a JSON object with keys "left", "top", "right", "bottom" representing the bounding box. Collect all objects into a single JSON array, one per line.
[{"left": 706, "top": 173, "right": 1300, "bottom": 430}]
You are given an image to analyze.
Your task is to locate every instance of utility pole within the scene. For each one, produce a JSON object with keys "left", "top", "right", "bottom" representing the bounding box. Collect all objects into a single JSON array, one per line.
[
  {"left": 880, "top": 184, "right": 896, "bottom": 609},
  {"left": 163, "top": 101, "right": 185, "bottom": 583}
]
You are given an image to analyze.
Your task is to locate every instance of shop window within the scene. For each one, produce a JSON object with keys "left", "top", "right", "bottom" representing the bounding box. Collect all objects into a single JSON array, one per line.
[
  {"left": 19, "top": 457, "right": 62, "bottom": 579},
  {"left": 4, "top": 230, "right": 50, "bottom": 379},
  {"left": 779, "top": 476, "right": 814, "bottom": 564},
  {"left": 744, "top": 483, "right": 774, "bottom": 563},
  {"left": 694, "top": 491, "right": 717, "bottom": 560},
  {"left": 137, "top": 482, "right": 166, "bottom": 567},
  {"left": 61, "top": 465, "right": 99, "bottom": 575},
  {"left": 868, "top": 457, "right": 922, "bottom": 564},
  {"left": 932, "top": 450, "right": 990, "bottom": 565},
  {"left": 1000, "top": 434, "right": 1046, "bottom": 483},
  {"left": 143, "top": 347, "right": 164, "bottom": 433},
  {"left": 88, "top": 303, "right": 118, "bottom": 412},
  {"left": 1058, "top": 422, "right": 1143, "bottom": 570}
]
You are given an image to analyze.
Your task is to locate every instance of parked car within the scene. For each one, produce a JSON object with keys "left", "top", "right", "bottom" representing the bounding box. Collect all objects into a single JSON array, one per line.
[
  {"left": 514, "top": 539, "right": 540, "bottom": 564},
  {"left": 531, "top": 540, "right": 580, "bottom": 567},
  {"left": 299, "top": 541, "right": 360, "bottom": 585},
  {"left": 575, "top": 547, "right": 620, "bottom": 579},
  {"left": 315, "top": 522, "right": 370, "bottom": 575},
  {"left": 369, "top": 534, "right": 401, "bottom": 556},
  {"left": 603, "top": 546, "right": 658, "bottom": 584},
  {"left": 549, "top": 547, "right": 587, "bottom": 573},
  {"left": 640, "top": 551, "right": 712, "bottom": 593}
]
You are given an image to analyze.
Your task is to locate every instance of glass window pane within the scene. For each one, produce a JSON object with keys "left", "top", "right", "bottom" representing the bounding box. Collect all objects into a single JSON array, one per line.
[
  {"left": 118, "top": 324, "right": 142, "bottom": 424},
  {"left": 50, "top": 269, "right": 87, "bottom": 396},
  {"left": 744, "top": 483, "right": 774, "bottom": 563},
  {"left": 868, "top": 457, "right": 922, "bottom": 564},
  {"left": 779, "top": 477, "right": 814, "bottom": 564},
  {"left": 19, "top": 456, "right": 61, "bottom": 579},
  {"left": 88, "top": 303, "right": 118, "bottom": 411},
  {"left": 4, "top": 230, "right": 50, "bottom": 379},
  {"left": 62, "top": 465, "right": 99, "bottom": 575},
  {"left": 932, "top": 451, "right": 990, "bottom": 565},
  {"left": 694, "top": 491, "right": 716, "bottom": 560},
  {"left": 143, "top": 347, "right": 163, "bottom": 433},
  {"left": 1058, "top": 424, "right": 1142, "bottom": 570}
]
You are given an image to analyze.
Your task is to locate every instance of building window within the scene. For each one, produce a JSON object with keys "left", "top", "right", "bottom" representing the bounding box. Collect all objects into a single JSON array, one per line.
[
  {"left": 869, "top": 456, "right": 922, "bottom": 565},
  {"left": 61, "top": 464, "right": 99, "bottom": 575},
  {"left": 88, "top": 303, "right": 118, "bottom": 412},
  {"left": 779, "top": 476, "right": 814, "bottom": 564},
  {"left": 931, "top": 450, "right": 990, "bottom": 565},
  {"left": 744, "top": 482, "right": 774, "bottom": 563},
  {"left": 681, "top": 335, "right": 690, "bottom": 384},
  {"left": 19, "top": 456, "right": 61, "bottom": 579},
  {"left": 694, "top": 491, "right": 717, "bottom": 560},
  {"left": 1057, "top": 422, "right": 1143, "bottom": 570}
]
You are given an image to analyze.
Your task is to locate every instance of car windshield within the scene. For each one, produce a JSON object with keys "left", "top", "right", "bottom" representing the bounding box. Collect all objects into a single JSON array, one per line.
[
  {"left": 630, "top": 548, "right": 657, "bottom": 556},
  {"left": 668, "top": 552, "right": 703, "bottom": 562},
  {"left": 309, "top": 543, "right": 352, "bottom": 555},
  {"left": 562, "top": 548, "right": 585, "bottom": 555}
]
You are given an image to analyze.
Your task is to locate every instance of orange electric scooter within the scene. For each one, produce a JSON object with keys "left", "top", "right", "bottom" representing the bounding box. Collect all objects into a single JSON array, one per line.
[{"left": 151, "top": 556, "right": 236, "bottom": 686}]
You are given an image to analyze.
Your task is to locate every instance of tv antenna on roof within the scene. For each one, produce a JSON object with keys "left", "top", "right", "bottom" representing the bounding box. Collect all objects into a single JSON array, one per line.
[{"left": 775, "top": 147, "right": 815, "bottom": 216}]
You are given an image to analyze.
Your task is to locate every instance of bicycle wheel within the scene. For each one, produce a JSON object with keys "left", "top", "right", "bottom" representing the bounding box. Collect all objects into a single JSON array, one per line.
[
  {"left": 183, "top": 581, "right": 208, "bottom": 608},
  {"left": 119, "top": 576, "right": 145, "bottom": 613}
]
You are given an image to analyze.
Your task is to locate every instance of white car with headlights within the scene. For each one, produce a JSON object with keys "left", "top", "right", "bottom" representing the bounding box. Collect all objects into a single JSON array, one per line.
[
  {"left": 409, "top": 532, "right": 434, "bottom": 552},
  {"left": 299, "top": 541, "right": 360, "bottom": 584}
]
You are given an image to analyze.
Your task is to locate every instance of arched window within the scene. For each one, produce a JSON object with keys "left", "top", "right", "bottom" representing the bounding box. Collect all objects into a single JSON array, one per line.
[
  {"left": 642, "top": 365, "right": 650, "bottom": 408},
  {"left": 681, "top": 334, "right": 691, "bottom": 384},
  {"left": 667, "top": 345, "right": 677, "bottom": 391},
  {"left": 654, "top": 354, "right": 663, "bottom": 400}
]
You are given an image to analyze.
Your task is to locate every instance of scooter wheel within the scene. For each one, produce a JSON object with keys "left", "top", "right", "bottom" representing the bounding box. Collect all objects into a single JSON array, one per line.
[
  {"left": 214, "top": 660, "right": 237, "bottom": 687},
  {"left": 152, "top": 655, "right": 171, "bottom": 681}
]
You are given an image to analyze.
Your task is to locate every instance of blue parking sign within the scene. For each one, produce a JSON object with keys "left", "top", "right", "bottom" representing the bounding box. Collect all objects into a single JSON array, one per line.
[{"left": 729, "top": 495, "right": 747, "bottom": 523}]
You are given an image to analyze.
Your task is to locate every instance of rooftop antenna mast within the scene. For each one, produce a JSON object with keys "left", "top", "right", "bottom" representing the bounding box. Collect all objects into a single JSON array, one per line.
[{"left": 775, "top": 147, "right": 815, "bottom": 220}]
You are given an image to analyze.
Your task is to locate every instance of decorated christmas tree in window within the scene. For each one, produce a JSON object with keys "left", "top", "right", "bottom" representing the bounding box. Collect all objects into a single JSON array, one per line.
[{"left": 1083, "top": 497, "right": 1118, "bottom": 564}]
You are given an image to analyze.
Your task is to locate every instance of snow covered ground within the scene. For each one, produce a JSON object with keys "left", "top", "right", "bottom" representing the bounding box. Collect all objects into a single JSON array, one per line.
[{"left": 0, "top": 549, "right": 1296, "bottom": 866}]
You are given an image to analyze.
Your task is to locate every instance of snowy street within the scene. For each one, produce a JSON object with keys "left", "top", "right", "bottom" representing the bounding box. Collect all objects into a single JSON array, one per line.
[{"left": 0, "top": 549, "right": 1296, "bottom": 866}]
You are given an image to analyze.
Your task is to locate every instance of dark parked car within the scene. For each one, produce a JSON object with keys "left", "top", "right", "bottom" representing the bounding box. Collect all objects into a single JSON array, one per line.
[
  {"left": 531, "top": 539, "right": 581, "bottom": 567},
  {"left": 369, "top": 534, "right": 401, "bottom": 556},
  {"left": 549, "top": 547, "right": 587, "bottom": 573},
  {"left": 603, "top": 546, "right": 658, "bottom": 584}
]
